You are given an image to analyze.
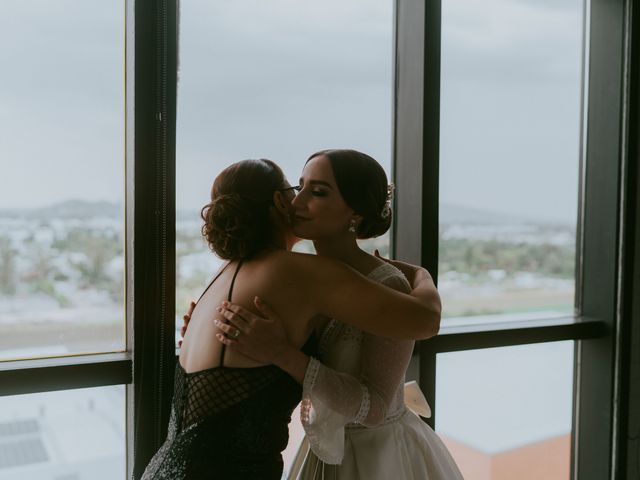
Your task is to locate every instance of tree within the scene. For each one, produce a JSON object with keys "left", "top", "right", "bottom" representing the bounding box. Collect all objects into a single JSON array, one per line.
[{"left": 0, "top": 236, "right": 17, "bottom": 295}]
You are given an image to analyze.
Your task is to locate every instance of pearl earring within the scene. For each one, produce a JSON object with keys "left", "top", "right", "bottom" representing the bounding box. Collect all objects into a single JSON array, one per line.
[{"left": 348, "top": 219, "right": 357, "bottom": 233}]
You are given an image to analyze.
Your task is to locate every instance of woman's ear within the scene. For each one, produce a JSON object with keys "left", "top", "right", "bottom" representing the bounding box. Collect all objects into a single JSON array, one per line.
[{"left": 272, "top": 191, "right": 289, "bottom": 216}]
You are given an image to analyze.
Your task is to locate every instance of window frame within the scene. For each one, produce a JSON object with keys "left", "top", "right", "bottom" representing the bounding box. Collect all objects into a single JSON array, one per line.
[{"left": 393, "top": 0, "right": 639, "bottom": 479}]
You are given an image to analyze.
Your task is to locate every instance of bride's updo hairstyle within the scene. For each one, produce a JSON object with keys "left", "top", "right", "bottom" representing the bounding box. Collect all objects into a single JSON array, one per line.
[
  {"left": 307, "top": 149, "right": 392, "bottom": 239},
  {"left": 201, "top": 159, "right": 286, "bottom": 260}
]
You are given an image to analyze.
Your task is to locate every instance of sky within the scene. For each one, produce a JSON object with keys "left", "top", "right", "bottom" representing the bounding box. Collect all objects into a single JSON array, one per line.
[{"left": 0, "top": 0, "right": 584, "bottom": 223}]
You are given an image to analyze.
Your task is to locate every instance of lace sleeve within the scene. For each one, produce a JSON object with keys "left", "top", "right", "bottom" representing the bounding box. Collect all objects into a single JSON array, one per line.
[{"left": 300, "top": 272, "right": 414, "bottom": 464}]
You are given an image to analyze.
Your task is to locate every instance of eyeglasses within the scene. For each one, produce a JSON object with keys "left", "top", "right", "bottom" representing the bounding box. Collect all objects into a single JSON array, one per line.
[{"left": 278, "top": 185, "right": 302, "bottom": 195}]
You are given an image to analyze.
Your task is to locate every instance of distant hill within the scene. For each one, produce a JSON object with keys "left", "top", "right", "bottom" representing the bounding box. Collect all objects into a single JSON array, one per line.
[
  {"left": 0, "top": 200, "right": 123, "bottom": 220},
  {"left": 0, "top": 200, "right": 202, "bottom": 222},
  {"left": 439, "top": 203, "right": 543, "bottom": 225},
  {"left": 0, "top": 200, "right": 565, "bottom": 225}
]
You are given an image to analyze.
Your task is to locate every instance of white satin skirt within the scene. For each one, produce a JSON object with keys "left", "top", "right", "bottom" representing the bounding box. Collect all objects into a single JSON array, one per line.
[{"left": 297, "top": 410, "right": 464, "bottom": 480}]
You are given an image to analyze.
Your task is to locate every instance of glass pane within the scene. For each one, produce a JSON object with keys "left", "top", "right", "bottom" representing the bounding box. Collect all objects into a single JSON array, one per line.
[
  {"left": 0, "top": 386, "right": 126, "bottom": 480},
  {"left": 176, "top": 4, "right": 394, "bottom": 475},
  {"left": 436, "top": 341, "right": 574, "bottom": 480},
  {"left": 0, "top": 3, "right": 125, "bottom": 360},
  {"left": 438, "top": 0, "right": 584, "bottom": 323},
  {"left": 176, "top": 0, "right": 394, "bottom": 341}
]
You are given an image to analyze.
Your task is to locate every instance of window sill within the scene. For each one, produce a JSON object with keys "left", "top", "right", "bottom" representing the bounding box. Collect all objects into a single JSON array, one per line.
[
  {"left": 421, "top": 315, "right": 606, "bottom": 353},
  {"left": 0, "top": 352, "right": 132, "bottom": 397}
]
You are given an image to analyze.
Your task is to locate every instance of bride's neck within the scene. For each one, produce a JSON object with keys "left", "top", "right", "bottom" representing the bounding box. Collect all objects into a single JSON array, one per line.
[{"left": 313, "top": 238, "right": 366, "bottom": 268}]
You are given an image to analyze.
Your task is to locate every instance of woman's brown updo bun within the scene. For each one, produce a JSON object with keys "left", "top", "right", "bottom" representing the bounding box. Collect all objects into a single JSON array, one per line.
[
  {"left": 201, "top": 159, "right": 286, "bottom": 260},
  {"left": 307, "top": 149, "right": 392, "bottom": 239}
]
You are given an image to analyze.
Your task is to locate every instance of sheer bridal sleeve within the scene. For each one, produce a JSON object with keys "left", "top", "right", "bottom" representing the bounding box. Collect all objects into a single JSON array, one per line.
[{"left": 300, "top": 274, "right": 415, "bottom": 464}]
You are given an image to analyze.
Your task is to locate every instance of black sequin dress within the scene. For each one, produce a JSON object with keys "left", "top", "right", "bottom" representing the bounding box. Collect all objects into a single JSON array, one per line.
[{"left": 141, "top": 262, "right": 316, "bottom": 480}]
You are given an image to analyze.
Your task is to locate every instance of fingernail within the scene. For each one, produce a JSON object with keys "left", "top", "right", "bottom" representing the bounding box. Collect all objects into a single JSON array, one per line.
[
  {"left": 221, "top": 301, "right": 229, "bottom": 307},
  {"left": 214, "top": 319, "right": 220, "bottom": 326},
  {"left": 216, "top": 307, "right": 222, "bottom": 313}
]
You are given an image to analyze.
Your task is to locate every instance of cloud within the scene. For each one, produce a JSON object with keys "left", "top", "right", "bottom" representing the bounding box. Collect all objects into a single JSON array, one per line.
[
  {"left": 0, "top": 1, "right": 124, "bottom": 209},
  {"left": 442, "top": 0, "right": 584, "bottom": 85},
  {"left": 1, "top": 0, "right": 584, "bottom": 223},
  {"left": 176, "top": 0, "right": 395, "bottom": 209}
]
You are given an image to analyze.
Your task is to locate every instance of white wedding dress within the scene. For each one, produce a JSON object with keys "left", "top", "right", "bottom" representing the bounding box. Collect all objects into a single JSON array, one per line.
[{"left": 297, "top": 263, "right": 464, "bottom": 480}]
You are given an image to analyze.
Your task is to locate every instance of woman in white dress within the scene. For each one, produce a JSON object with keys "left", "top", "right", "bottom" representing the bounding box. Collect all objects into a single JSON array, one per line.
[{"left": 216, "top": 149, "right": 464, "bottom": 479}]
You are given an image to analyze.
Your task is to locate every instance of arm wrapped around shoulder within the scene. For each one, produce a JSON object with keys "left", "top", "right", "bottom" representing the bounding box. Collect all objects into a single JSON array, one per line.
[{"left": 296, "top": 255, "right": 441, "bottom": 340}]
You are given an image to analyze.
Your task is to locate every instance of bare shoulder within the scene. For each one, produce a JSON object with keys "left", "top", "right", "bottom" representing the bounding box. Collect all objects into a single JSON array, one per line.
[{"left": 257, "top": 250, "right": 311, "bottom": 278}]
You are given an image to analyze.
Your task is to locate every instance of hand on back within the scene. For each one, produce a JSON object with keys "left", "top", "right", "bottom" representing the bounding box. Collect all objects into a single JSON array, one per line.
[
  {"left": 215, "top": 296, "right": 291, "bottom": 365},
  {"left": 178, "top": 299, "right": 197, "bottom": 348}
]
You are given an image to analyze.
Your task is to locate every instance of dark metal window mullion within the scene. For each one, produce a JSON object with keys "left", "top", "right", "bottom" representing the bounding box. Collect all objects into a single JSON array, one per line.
[
  {"left": 573, "top": 0, "right": 630, "bottom": 478},
  {"left": 393, "top": 0, "right": 441, "bottom": 429},
  {"left": 131, "top": 0, "right": 177, "bottom": 478},
  {"left": 616, "top": 1, "right": 640, "bottom": 476}
]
